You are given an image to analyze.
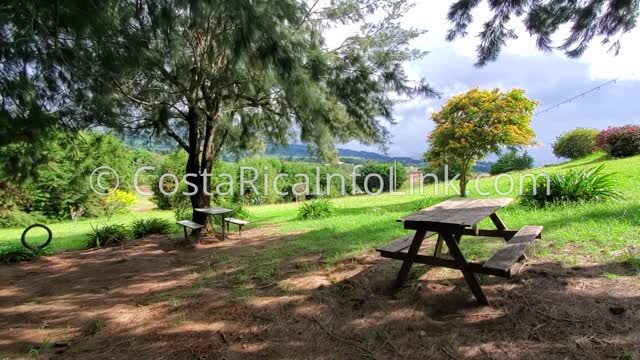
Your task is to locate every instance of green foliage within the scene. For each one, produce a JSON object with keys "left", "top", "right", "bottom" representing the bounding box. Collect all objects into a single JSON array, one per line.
[
  {"left": 0, "top": 210, "right": 45, "bottom": 229},
  {"left": 87, "top": 224, "right": 132, "bottom": 248},
  {"left": 355, "top": 162, "right": 407, "bottom": 193},
  {"left": 520, "top": 165, "right": 621, "bottom": 207},
  {"left": 412, "top": 197, "right": 440, "bottom": 211},
  {"left": 101, "top": 190, "right": 136, "bottom": 220},
  {"left": 596, "top": 125, "right": 640, "bottom": 158},
  {"left": 552, "top": 128, "right": 599, "bottom": 159},
  {"left": 446, "top": 0, "right": 639, "bottom": 66},
  {"left": 130, "top": 218, "right": 174, "bottom": 239},
  {"left": 490, "top": 150, "right": 534, "bottom": 175},
  {"left": 422, "top": 152, "right": 467, "bottom": 182},
  {"left": 428, "top": 88, "right": 537, "bottom": 196},
  {"left": 218, "top": 199, "right": 251, "bottom": 221},
  {"left": 0, "top": 131, "right": 135, "bottom": 220},
  {"left": 150, "top": 150, "right": 189, "bottom": 210},
  {"left": 297, "top": 199, "right": 336, "bottom": 220},
  {"left": 0, "top": 242, "right": 47, "bottom": 264}
]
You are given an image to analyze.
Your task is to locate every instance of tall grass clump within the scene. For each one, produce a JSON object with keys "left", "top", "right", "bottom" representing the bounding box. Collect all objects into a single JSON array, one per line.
[
  {"left": 130, "top": 218, "right": 173, "bottom": 238},
  {"left": 520, "top": 165, "right": 621, "bottom": 207},
  {"left": 87, "top": 224, "right": 132, "bottom": 248},
  {"left": 0, "top": 243, "right": 49, "bottom": 264},
  {"left": 297, "top": 199, "right": 336, "bottom": 220}
]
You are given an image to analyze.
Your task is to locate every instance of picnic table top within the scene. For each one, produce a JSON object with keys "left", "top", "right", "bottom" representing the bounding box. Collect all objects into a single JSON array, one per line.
[
  {"left": 194, "top": 206, "right": 233, "bottom": 215},
  {"left": 398, "top": 198, "right": 513, "bottom": 227}
]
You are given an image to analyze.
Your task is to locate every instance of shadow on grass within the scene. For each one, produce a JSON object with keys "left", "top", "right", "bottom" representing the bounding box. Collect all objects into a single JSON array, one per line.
[{"left": 1, "top": 204, "right": 639, "bottom": 359}]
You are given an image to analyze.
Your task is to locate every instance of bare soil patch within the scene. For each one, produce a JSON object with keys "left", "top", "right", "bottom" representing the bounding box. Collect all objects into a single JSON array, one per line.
[{"left": 1, "top": 230, "right": 638, "bottom": 359}]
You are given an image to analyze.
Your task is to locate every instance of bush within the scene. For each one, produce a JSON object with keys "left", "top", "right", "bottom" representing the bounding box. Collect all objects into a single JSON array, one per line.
[
  {"left": 130, "top": 218, "right": 174, "bottom": 238},
  {"left": 595, "top": 125, "right": 640, "bottom": 158},
  {"left": 218, "top": 199, "right": 251, "bottom": 220},
  {"left": 101, "top": 190, "right": 136, "bottom": 220},
  {"left": 0, "top": 243, "right": 48, "bottom": 264},
  {"left": 552, "top": 128, "right": 600, "bottom": 159},
  {"left": 87, "top": 224, "right": 132, "bottom": 248},
  {"left": 520, "top": 165, "right": 620, "bottom": 207},
  {"left": 297, "top": 198, "right": 336, "bottom": 220},
  {"left": 490, "top": 150, "right": 534, "bottom": 175},
  {"left": 0, "top": 210, "right": 43, "bottom": 229},
  {"left": 355, "top": 162, "right": 407, "bottom": 192}
]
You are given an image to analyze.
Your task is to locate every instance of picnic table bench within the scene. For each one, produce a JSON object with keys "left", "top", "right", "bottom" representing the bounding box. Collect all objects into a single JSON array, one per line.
[{"left": 376, "top": 198, "right": 542, "bottom": 305}]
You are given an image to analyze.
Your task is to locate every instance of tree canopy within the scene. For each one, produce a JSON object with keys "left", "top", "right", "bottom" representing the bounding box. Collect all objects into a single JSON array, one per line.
[
  {"left": 446, "top": 0, "right": 640, "bottom": 66},
  {"left": 1, "top": 0, "right": 436, "bottom": 231},
  {"left": 427, "top": 88, "right": 538, "bottom": 196}
]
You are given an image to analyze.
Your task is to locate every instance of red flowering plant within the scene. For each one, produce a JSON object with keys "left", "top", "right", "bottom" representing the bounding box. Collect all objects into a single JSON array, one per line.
[{"left": 595, "top": 125, "right": 640, "bottom": 158}]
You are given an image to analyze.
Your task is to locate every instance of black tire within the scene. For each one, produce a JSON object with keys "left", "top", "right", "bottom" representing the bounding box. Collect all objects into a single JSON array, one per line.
[{"left": 21, "top": 224, "right": 53, "bottom": 251}]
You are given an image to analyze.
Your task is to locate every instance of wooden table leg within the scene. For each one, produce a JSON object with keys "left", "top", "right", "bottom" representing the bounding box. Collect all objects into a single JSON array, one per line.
[
  {"left": 394, "top": 228, "right": 428, "bottom": 288},
  {"left": 221, "top": 214, "right": 226, "bottom": 240},
  {"left": 490, "top": 212, "right": 525, "bottom": 260},
  {"left": 489, "top": 213, "right": 509, "bottom": 241},
  {"left": 433, "top": 234, "right": 443, "bottom": 257},
  {"left": 441, "top": 228, "right": 489, "bottom": 305}
]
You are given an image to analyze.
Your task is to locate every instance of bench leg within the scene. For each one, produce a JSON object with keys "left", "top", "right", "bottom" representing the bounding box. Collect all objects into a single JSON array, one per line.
[
  {"left": 221, "top": 214, "right": 226, "bottom": 240},
  {"left": 183, "top": 227, "right": 188, "bottom": 242},
  {"left": 490, "top": 212, "right": 525, "bottom": 260},
  {"left": 394, "top": 229, "right": 429, "bottom": 288},
  {"left": 433, "top": 234, "right": 443, "bottom": 257},
  {"left": 238, "top": 225, "right": 242, "bottom": 236},
  {"left": 441, "top": 228, "right": 489, "bottom": 305}
]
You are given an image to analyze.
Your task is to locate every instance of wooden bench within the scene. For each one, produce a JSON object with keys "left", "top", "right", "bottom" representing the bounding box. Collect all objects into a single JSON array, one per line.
[
  {"left": 482, "top": 225, "right": 543, "bottom": 277},
  {"left": 224, "top": 218, "right": 249, "bottom": 236},
  {"left": 377, "top": 232, "right": 436, "bottom": 257},
  {"left": 177, "top": 220, "right": 204, "bottom": 243}
]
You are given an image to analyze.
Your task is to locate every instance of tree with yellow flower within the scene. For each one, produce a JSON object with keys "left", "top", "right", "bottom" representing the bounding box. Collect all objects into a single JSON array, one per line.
[{"left": 427, "top": 88, "right": 538, "bottom": 196}]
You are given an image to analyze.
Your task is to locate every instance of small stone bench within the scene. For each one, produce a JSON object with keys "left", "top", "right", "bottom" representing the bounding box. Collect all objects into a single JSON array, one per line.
[
  {"left": 224, "top": 218, "right": 249, "bottom": 236},
  {"left": 177, "top": 220, "right": 204, "bottom": 242}
]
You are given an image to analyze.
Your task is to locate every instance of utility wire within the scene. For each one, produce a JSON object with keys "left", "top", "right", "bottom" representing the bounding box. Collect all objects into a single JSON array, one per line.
[{"left": 534, "top": 78, "right": 619, "bottom": 117}]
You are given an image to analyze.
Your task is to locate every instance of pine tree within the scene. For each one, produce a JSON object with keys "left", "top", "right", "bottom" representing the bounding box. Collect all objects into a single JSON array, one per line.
[{"left": 447, "top": 0, "right": 639, "bottom": 66}]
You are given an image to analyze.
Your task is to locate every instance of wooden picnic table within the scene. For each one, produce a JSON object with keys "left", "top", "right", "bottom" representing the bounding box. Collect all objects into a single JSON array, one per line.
[
  {"left": 194, "top": 206, "right": 233, "bottom": 240},
  {"left": 377, "top": 198, "right": 542, "bottom": 305}
]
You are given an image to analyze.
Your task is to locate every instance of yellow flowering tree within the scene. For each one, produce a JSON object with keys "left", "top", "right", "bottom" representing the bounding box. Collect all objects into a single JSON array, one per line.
[
  {"left": 427, "top": 88, "right": 538, "bottom": 196},
  {"left": 102, "top": 190, "right": 136, "bottom": 220}
]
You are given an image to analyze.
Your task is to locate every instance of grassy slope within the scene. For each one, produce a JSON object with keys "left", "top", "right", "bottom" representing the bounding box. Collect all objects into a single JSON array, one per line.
[
  {"left": 247, "top": 152, "right": 640, "bottom": 269},
  {"left": 1, "top": 152, "right": 638, "bottom": 270}
]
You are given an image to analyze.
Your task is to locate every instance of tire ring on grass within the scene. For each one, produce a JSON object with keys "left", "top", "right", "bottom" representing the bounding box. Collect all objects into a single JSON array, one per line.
[{"left": 21, "top": 224, "right": 53, "bottom": 251}]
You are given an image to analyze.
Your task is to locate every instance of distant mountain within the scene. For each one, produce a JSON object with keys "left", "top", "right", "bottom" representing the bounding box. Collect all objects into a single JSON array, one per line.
[{"left": 265, "top": 144, "right": 425, "bottom": 166}]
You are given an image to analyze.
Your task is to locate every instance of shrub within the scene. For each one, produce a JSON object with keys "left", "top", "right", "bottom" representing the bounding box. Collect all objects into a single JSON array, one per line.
[
  {"left": 297, "top": 198, "right": 336, "bottom": 220},
  {"left": 218, "top": 199, "right": 251, "bottom": 220},
  {"left": 0, "top": 210, "right": 42, "bottom": 229},
  {"left": 101, "top": 190, "right": 136, "bottom": 220},
  {"left": 355, "top": 162, "right": 407, "bottom": 193},
  {"left": 552, "top": 128, "right": 600, "bottom": 159},
  {"left": 87, "top": 224, "right": 132, "bottom": 248},
  {"left": 130, "top": 218, "right": 174, "bottom": 238},
  {"left": 0, "top": 243, "right": 48, "bottom": 264},
  {"left": 595, "top": 125, "right": 640, "bottom": 158},
  {"left": 520, "top": 165, "right": 620, "bottom": 207},
  {"left": 490, "top": 150, "right": 534, "bottom": 175}
]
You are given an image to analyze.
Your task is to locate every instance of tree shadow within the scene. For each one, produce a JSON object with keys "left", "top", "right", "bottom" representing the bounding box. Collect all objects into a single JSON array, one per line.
[{"left": 1, "top": 222, "right": 639, "bottom": 359}]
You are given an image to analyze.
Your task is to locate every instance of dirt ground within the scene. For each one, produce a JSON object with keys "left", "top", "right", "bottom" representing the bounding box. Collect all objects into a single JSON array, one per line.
[{"left": 1, "top": 228, "right": 639, "bottom": 360}]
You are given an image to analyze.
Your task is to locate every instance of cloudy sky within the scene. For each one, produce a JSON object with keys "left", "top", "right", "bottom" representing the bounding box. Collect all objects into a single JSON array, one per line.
[{"left": 332, "top": 1, "right": 640, "bottom": 165}]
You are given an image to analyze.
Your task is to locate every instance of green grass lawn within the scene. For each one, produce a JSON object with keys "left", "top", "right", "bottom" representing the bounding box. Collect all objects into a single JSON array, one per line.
[
  {"left": 0, "top": 210, "right": 174, "bottom": 252},
  {"left": 1, "top": 152, "right": 639, "bottom": 274}
]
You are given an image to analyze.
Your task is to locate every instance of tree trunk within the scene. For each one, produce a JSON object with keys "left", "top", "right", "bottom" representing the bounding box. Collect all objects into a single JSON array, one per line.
[
  {"left": 459, "top": 159, "right": 469, "bottom": 197},
  {"left": 183, "top": 106, "right": 220, "bottom": 241}
]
